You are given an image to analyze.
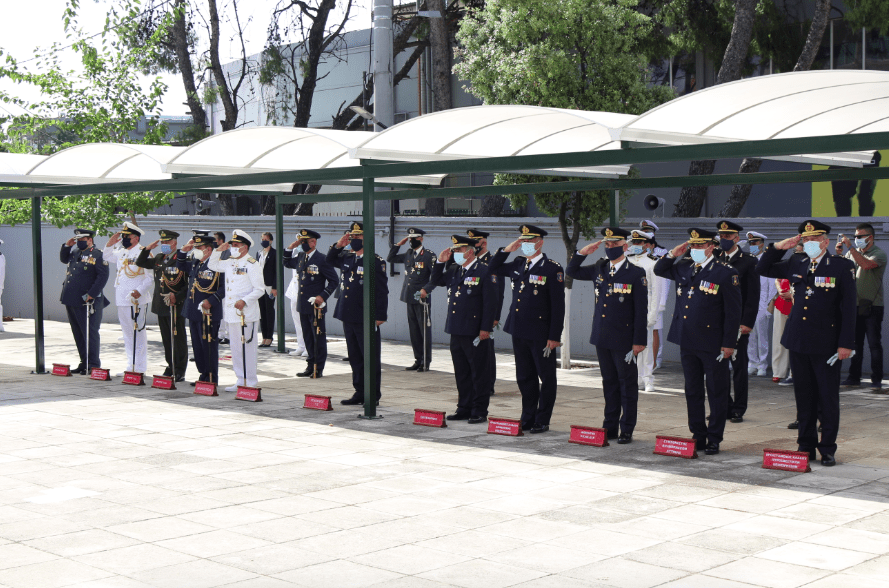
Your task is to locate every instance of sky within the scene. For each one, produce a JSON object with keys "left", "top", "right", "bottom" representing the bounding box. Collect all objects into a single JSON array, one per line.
[{"left": 0, "top": 0, "right": 371, "bottom": 119}]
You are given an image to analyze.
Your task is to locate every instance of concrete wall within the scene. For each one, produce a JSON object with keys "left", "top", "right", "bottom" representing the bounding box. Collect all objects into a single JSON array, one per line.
[{"left": 2, "top": 215, "right": 888, "bottom": 376}]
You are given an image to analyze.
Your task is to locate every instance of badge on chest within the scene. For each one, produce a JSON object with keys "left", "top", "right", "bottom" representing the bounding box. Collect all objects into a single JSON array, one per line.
[
  {"left": 529, "top": 274, "right": 546, "bottom": 285},
  {"left": 699, "top": 280, "right": 719, "bottom": 295},
  {"left": 234, "top": 267, "right": 247, "bottom": 275},
  {"left": 815, "top": 276, "right": 836, "bottom": 288}
]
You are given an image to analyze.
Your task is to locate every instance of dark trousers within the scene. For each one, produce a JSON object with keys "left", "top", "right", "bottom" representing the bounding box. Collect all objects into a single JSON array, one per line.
[
  {"left": 258, "top": 295, "right": 275, "bottom": 341},
  {"left": 299, "top": 310, "right": 328, "bottom": 371},
  {"left": 189, "top": 317, "right": 220, "bottom": 383},
  {"left": 159, "top": 311, "right": 188, "bottom": 378},
  {"left": 597, "top": 346, "right": 639, "bottom": 435},
  {"left": 343, "top": 321, "right": 381, "bottom": 401},
  {"left": 848, "top": 305, "right": 884, "bottom": 384},
  {"left": 790, "top": 350, "right": 841, "bottom": 456},
  {"left": 66, "top": 303, "right": 104, "bottom": 370},
  {"left": 680, "top": 347, "right": 730, "bottom": 443},
  {"left": 450, "top": 335, "right": 492, "bottom": 417},
  {"left": 406, "top": 302, "right": 432, "bottom": 367},
  {"left": 512, "top": 335, "right": 558, "bottom": 426},
  {"left": 729, "top": 333, "right": 750, "bottom": 416},
  {"left": 487, "top": 335, "right": 497, "bottom": 394}
]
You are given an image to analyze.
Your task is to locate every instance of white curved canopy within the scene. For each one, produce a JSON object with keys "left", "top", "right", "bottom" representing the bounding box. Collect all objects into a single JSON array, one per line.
[
  {"left": 616, "top": 70, "right": 889, "bottom": 166},
  {"left": 0, "top": 153, "right": 47, "bottom": 177},
  {"left": 27, "top": 144, "right": 184, "bottom": 183},
  {"left": 350, "top": 105, "right": 635, "bottom": 177}
]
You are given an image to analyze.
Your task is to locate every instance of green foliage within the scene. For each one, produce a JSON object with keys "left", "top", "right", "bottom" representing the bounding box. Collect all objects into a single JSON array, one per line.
[{"left": 846, "top": 0, "right": 889, "bottom": 35}]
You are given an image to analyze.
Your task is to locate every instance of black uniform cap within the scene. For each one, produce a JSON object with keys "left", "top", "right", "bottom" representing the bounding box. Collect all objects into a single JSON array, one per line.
[
  {"left": 192, "top": 229, "right": 211, "bottom": 237},
  {"left": 348, "top": 222, "right": 363, "bottom": 235},
  {"left": 466, "top": 228, "right": 490, "bottom": 239},
  {"left": 600, "top": 227, "right": 631, "bottom": 241},
  {"left": 687, "top": 227, "right": 718, "bottom": 244},
  {"left": 450, "top": 235, "right": 479, "bottom": 249},
  {"left": 193, "top": 234, "right": 216, "bottom": 247},
  {"left": 159, "top": 229, "right": 180, "bottom": 241},
  {"left": 407, "top": 227, "right": 426, "bottom": 237},
  {"left": 297, "top": 229, "right": 321, "bottom": 240},
  {"left": 716, "top": 220, "right": 743, "bottom": 233},
  {"left": 519, "top": 224, "right": 547, "bottom": 239},
  {"left": 798, "top": 219, "right": 831, "bottom": 236},
  {"left": 73, "top": 228, "right": 96, "bottom": 238}
]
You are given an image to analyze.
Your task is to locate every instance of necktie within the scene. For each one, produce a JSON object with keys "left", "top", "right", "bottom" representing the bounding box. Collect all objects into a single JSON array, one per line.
[{"left": 693, "top": 264, "right": 702, "bottom": 276}]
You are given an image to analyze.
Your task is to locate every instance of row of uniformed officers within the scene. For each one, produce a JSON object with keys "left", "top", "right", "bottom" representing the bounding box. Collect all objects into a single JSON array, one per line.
[{"left": 58, "top": 218, "right": 854, "bottom": 464}]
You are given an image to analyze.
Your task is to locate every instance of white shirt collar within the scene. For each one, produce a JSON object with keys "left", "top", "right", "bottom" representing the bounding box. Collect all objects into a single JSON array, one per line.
[
  {"left": 610, "top": 257, "right": 627, "bottom": 272},
  {"left": 727, "top": 247, "right": 740, "bottom": 260},
  {"left": 460, "top": 259, "right": 478, "bottom": 272},
  {"left": 697, "top": 255, "right": 715, "bottom": 269},
  {"left": 527, "top": 254, "right": 544, "bottom": 269}
]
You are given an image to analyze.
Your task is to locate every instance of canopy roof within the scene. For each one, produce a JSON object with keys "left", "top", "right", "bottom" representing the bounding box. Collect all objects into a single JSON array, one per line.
[
  {"left": 0, "top": 153, "right": 48, "bottom": 185},
  {"left": 350, "top": 105, "right": 635, "bottom": 177},
  {"left": 616, "top": 70, "right": 889, "bottom": 166}
]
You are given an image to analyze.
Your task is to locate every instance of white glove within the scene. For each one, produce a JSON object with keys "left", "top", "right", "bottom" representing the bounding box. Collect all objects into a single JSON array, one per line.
[
  {"left": 625, "top": 351, "right": 636, "bottom": 364},
  {"left": 542, "top": 346, "right": 552, "bottom": 358},
  {"left": 827, "top": 350, "right": 854, "bottom": 366},
  {"left": 310, "top": 298, "right": 326, "bottom": 309},
  {"left": 716, "top": 353, "right": 725, "bottom": 362}
]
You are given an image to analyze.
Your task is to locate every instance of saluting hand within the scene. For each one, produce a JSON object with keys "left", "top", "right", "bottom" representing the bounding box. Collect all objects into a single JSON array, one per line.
[
  {"left": 670, "top": 242, "right": 689, "bottom": 257},
  {"left": 336, "top": 234, "right": 351, "bottom": 248},
  {"left": 503, "top": 239, "right": 522, "bottom": 253},
  {"left": 181, "top": 239, "right": 194, "bottom": 253},
  {"left": 66, "top": 238, "right": 76, "bottom": 247},
  {"left": 775, "top": 235, "right": 801, "bottom": 250},
  {"left": 438, "top": 248, "right": 452, "bottom": 263},
  {"left": 106, "top": 232, "right": 122, "bottom": 246},
  {"left": 396, "top": 236, "right": 409, "bottom": 247},
  {"left": 288, "top": 240, "right": 300, "bottom": 250},
  {"left": 578, "top": 241, "right": 602, "bottom": 256},
  {"left": 146, "top": 240, "right": 160, "bottom": 251},
  {"left": 217, "top": 242, "right": 231, "bottom": 252}
]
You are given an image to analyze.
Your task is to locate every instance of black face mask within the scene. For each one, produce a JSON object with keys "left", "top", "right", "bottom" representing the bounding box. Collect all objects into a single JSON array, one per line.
[
  {"left": 76, "top": 240, "right": 89, "bottom": 251},
  {"left": 261, "top": 240, "right": 271, "bottom": 249},
  {"left": 350, "top": 238, "right": 363, "bottom": 252},
  {"left": 474, "top": 246, "right": 482, "bottom": 256},
  {"left": 605, "top": 246, "right": 624, "bottom": 261},
  {"left": 122, "top": 237, "right": 132, "bottom": 248},
  {"left": 410, "top": 238, "right": 422, "bottom": 250},
  {"left": 300, "top": 241, "right": 311, "bottom": 252}
]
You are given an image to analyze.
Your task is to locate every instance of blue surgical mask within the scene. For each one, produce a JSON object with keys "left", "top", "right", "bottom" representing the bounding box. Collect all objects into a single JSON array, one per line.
[
  {"left": 159, "top": 244, "right": 172, "bottom": 255},
  {"left": 803, "top": 240, "right": 823, "bottom": 259},
  {"left": 855, "top": 237, "right": 869, "bottom": 249},
  {"left": 453, "top": 251, "right": 466, "bottom": 265},
  {"left": 690, "top": 248, "right": 708, "bottom": 264},
  {"left": 350, "top": 238, "right": 363, "bottom": 252},
  {"left": 748, "top": 244, "right": 762, "bottom": 256},
  {"left": 76, "top": 240, "right": 89, "bottom": 251},
  {"left": 605, "top": 246, "right": 623, "bottom": 261},
  {"left": 719, "top": 238, "right": 735, "bottom": 251},
  {"left": 627, "top": 245, "right": 643, "bottom": 256},
  {"left": 521, "top": 242, "right": 537, "bottom": 256}
]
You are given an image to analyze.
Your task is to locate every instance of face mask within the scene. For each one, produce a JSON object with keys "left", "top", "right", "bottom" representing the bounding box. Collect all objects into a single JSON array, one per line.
[
  {"left": 690, "top": 248, "right": 708, "bottom": 264},
  {"left": 521, "top": 242, "right": 537, "bottom": 256},
  {"left": 605, "top": 246, "right": 624, "bottom": 261},
  {"left": 803, "top": 240, "right": 823, "bottom": 259},
  {"left": 410, "top": 238, "right": 422, "bottom": 250},
  {"left": 748, "top": 244, "right": 762, "bottom": 256},
  {"left": 261, "top": 240, "right": 270, "bottom": 249},
  {"left": 300, "top": 241, "right": 312, "bottom": 252},
  {"left": 350, "top": 238, "right": 363, "bottom": 252},
  {"left": 474, "top": 246, "right": 482, "bottom": 256},
  {"left": 719, "top": 238, "right": 735, "bottom": 251},
  {"left": 855, "top": 237, "right": 869, "bottom": 249},
  {"left": 122, "top": 237, "right": 132, "bottom": 248},
  {"left": 627, "top": 244, "right": 643, "bottom": 256},
  {"left": 76, "top": 240, "right": 89, "bottom": 251},
  {"left": 160, "top": 244, "right": 172, "bottom": 255},
  {"left": 453, "top": 251, "right": 466, "bottom": 265}
]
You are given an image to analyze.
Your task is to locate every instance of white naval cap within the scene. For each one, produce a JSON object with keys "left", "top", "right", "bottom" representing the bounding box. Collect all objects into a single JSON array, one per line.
[
  {"left": 229, "top": 229, "right": 254, "bottom": 248},
  {"left": 640, "top": 219, "right": 659, "bottom": 231},
  {"left": 630, "top": 230, "right": 654, "bottom": 240},
  {"left": 746, "top": 231, "right": 767, "bottom": 240},
  {"left": 120, "top": 221, "right": 145, "bottom": 236}
]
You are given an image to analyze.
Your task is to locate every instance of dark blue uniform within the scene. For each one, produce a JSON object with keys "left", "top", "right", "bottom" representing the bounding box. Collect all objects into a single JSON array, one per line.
[
  {"left": 487, "top": 250, "right": 566, "bottom": 427},
  {"left": 430, "top": 258, "right": 499, "bottom": 418},
  {"left": 478, "top": 249, "right": 505, "bottom": 395},
  {"left": 388, "top": 245, "right": 437, "bottom": 369},
  {"left": 654, "top": 255, "right": 741, "bottom": 445},
  {"left": 177, "top": 251, "right": 225, "bottom": 383},
  {"left": 136, "top": 248, "right": 189, "bottom": 379},
  {"left": 283, "top": 248, "right": 339, "bottom": 373},
  {"left": 327, "top": 246, "right": 388, "bottom": 402},
  {"left": 567, "top": 255, "right": 648, "bottom": 436},
  {"left": 757, "top": 246, "right": 856, "bottom": 457},
  {"left": 60, "top": 244, "right": 110, "bottom": 371}
]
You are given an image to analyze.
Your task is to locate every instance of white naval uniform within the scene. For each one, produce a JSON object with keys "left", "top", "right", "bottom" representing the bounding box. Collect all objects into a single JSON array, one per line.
[
  {"left": 284, "top": 256, "right": 306, "bottom": 354},
  {"left": 749, "top": 252, "right": 778, "bottom": 373},
  {"left": 208, "top": 249, "right": 265, "bottom": 387},
  {"left": 0, "top": 251, "right": 5, "bottom": 332},
  {"left": 103, "top": 244, "right": 153, "bottom": 373},
  {"left": 629, "top": 253, "right": 666, "bottom": 388}
]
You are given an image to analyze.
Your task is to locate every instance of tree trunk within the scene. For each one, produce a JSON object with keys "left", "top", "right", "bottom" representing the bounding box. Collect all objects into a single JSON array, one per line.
[
  {"left": 718, "top": 157, "right": 763, "bottom": 217},
  {"left": 217, "top": 194, "right": 235, "bottom": 216},
  {"left": 672, "top": 160, "right": 717, "bottom": 217},
  {"left": 291, "top": 184, "right": 322, "bottom": 216},
  {"left": 171, "top": 0, "right": 206, "bottom": 130},
  {"left": 207, "top": 0, "right": 238, "bottom": 131},
  {"left": 478, "top": 195, "right": 506, "bottom": 216},
  {"left": 425, "top": 198, "right": 446, "bottom": 216}
]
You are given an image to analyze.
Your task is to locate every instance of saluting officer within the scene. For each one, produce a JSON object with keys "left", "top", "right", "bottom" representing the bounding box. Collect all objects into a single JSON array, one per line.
[
  {"left": 388, "top": 227, "right": 436, "bottom": 371},
  {"left": 103, "top": 222, "right": 153, "bottom": 375},
  {"left": 654, "top": 228, "right": 742, "bottom": 455},
  {"left": 329, "top": 222, "right": 388, "bottom": 405},
  {"left": 284, "top": 229, "right": 340, "bottom": 379},
  {"left": 714, "top": 220, "right": 760, "bottom": 423},
  {"left": 567, "top": 227, "right": 648, "bottom": 443},
  {"left": 487, "top": 224, "right": 566, "bottom": 433},
  {"left": 136, "top": 230, "right": 189, "bottom": 381},
  {"left": 60, "top": 229, "right": 110, "bottom": 374},
  {"left": 756, "top": 220, "right": 855, "bottom": 466},
  {"left": 208, "top": 230, "right": 266, "bottom": 391},
  {"left": 431, "top": 235, "right": 499, "bottom": 423},
  {"left": 177, "top": 234, "right": 224, "bottom": 385},
  {"left": 468, "top": 228, "right": 504, "bottom": 396}
]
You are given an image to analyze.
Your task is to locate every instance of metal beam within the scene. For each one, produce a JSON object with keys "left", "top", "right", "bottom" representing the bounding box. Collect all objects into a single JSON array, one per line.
[
  {"left": 360, "top": 173, "right": 380, "bottom": 419},
  {"left": 275, "top": 201, "right": 287, "bottom": 354},
  {"left": 31, "top": 198, "right": 46, "bottom": 374}
]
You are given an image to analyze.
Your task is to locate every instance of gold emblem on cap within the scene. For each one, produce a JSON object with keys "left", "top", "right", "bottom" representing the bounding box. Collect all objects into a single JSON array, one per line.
[
  {"left": 521, "top": 226, "right": 529, "bottom": 235},
  {"left": 467, "top": 231, "right": 475, "bottom": 237},
  {"left": 452, "top": 236, "right": 459, "bottom": 244},
  {"left": 806, "top": 222, "right": 814, "bottom": 233},
  {"left": 605, "top": 228, "right": 614, "bottom": 237},
  {"left": 301, "top": 230, "right": 307, "bottom": 236},
  {"left": 632, "top": 231, "right": 640, "bottom": 239},
  {"left": 721, "top": 222, "right": 729, "bottom": 230},
  {"left": 691, "top": 230, "right": 699, "bottom": 239}
]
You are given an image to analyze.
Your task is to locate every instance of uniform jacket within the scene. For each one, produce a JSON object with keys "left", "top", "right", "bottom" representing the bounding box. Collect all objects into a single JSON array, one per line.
[
  {"left": 567, "top": 254, "right": 648, "bottom": 350},
  {"left": 135, "top": 248, "right": 188, "bottom": 316},
  {"left": 387, "top": 245, "right": 437, "bottom": 305},
  {"left": 59, "top": 244, "right": 110, "bottom": 308},
  {"left": 257, "top": 247, "right": 277, "bottom": 292},
  {"left": 282, "top": 248, "right": 339, "bottom": 314},
  {"left": 628, "top": 252, "right": 667, "bottom": 328},
  {"left": 654, "top": 254, "right": 742, "bottom": 352},
  {"left": 487, "top": 249, "right": 566, "bottom": 342},
  {"left": 102, "top": 244, "right": 153, "bottom": 306},
  {"left": 207, "top": 249, "right": 266, "bottom": 323},
  {"left": 327, "top": 245, "right": 388, "bottom": 323},
  {"left": 756, "top": 245, "right": 856, "bottom": 354},
  {"left": 477, "top": 250, "right": 505, "bottom": 323},
  {"left": 430, "top": 258, "right": 498, "bottom": 337},
  {"left": 717, "top": 248, "right": 761, "bottom": 328},
  {"left": 177, "top": 251, "right": 225, "bottom": 323}
]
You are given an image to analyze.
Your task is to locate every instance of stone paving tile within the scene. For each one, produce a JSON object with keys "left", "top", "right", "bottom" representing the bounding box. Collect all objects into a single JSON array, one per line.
[
  {"left": 129, "top": 559, "right": 258, "bottom": 588},
  {"left": 22, "top": 529, "right": 141, "bottom": 558},
  {"left": 560, "top": 557, "right": 687, "bottom": 588},
  {"left": 0, "top": 558, "right": 113, "bottom": 588},
  {"left": 272, "top": 560, "right": 404, "bottom": 588},
  {"left": 417, "top": 559, "right": 547, "bottom": 588},
  {"left": 705, "top": 557, "right": 833, "bottom": 588},
  {"left": 72, "top": 543, "right": 197, "bottom": 575}
]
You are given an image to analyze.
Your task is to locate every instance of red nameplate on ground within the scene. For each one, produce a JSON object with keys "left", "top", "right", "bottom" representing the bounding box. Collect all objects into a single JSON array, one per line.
[
  {"left": 762, "top": 449, "right": 811, "bottom": 473},
  {"left": 151, "top": 375, "right": 176, "bottom": 390},
  {"left": 89, "top": 368, "right": 110, "bottom": 381},
  {"left": 569, "top": 425, "right": 609, "bottom": 447},
  {"left": 236, "top": 386, "right": 262, "bottom": 402},
  {"left": 193, "top": 381, "right": 218, "bottom": 396},
  {"left": 52, "top": 363, "right": 71, "bottom": 377},
  {"left": 304, "top": 394, "right": 333, "bottom": 411},
  {"left": 413, "top": 409, "right": 446, "bottom": 427},
  {"left": 487, "top": 417, "right": 523, "bottom": 437},
  {"left": 122, "top": 371, "right": 145, "bottom": 386},
  {"left": 653, "top": 435, "right": 698, "bottom": 459}
]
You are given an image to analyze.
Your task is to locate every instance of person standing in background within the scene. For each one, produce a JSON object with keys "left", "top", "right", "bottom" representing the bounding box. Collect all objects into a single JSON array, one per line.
[
  {"left": 213, "top": 232, "right": 230, "bottom": 345},
  {"left": 257, "top": 232, "right": 277, "bottom": 348},
  {"left": 746, "top": 231, "right": 777, "bottom": 378},
  {"left": 284, "top": 233, "right": 308, "bottom": 358},
  {"left": 627, "top": 230, "right": 664, "bottom": 393},
  {"left": 640, "top": 220, "right": 668, "bottom": 369},
  {"left": 387, "top": 228, "right": 437, "bottom": 372}
]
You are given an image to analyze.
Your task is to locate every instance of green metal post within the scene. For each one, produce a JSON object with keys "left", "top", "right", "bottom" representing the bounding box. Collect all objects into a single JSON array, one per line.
[
  {"left": 609, "top": 190, "right": 618, "bottom": 226},
  {"left": 31, "top": 197, "right": 46, "bottom": 374},
  {"left": 360, "top": 169, "right": 380, "bottom": 419},
  {"left": 275, "top": 198, "right": 287, "bottom": 353}
]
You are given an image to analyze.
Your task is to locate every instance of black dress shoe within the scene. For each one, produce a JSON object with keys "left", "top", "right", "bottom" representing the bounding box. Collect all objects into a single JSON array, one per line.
[
  {"left": 311, "top": 371, "right": 323, "bottom": 379},
  {"left": 405, "top": 363, "right": 421, "bottom": 371},
  {"left": 521, "top": 421, "right": 533, "bottom": 431},
  {"left": 606, "top": 429, "right": 619, "bottom": 440},
  {"left": 416, "top": 366, "right": 427, "bottom": 373},
  {"left": 341, "top": 356, "right": 351, "bottom": 361},
  {"left": 163, "top": 368, "right": 173, "bottom": 377},
  {"left": 296, "top": 367, "right": 314, "bottom": 377},
  {"left": 72, "top": 367, "right": 87, "bottom": 375},
  {"left": 617, "top": 433, "right": 632, "bottom": 444},
  {"left": 841, "top": 378, "right": 860, "bottom": 387},
  {"left": 788, "top": 420, "right": 799, "bottom": 429},
  {"left": 468, "top": 416, "right": 487, "bottom": 424},
  {"left": 190, "top": 381, "right": 197, "bottom": 387},
  {"left": 530, "top": 424, "right": 549, "bottom": 434},
  {"left": 695, "top": 438, "right": 707, "bottom": 450},
  {"left": 446, "top": 413, "right": 470, "bottom": 421},
  {"left": 821, "top": 454, "right": 836, "bottom": 466},
  {"left": 730, "top": 414, "right": 743, "bottom": 423},
  {"left": 175, "top": 376, "right": 186, "bottom": 383},
  {"left": 341, "top": 397, "right": 362, "bottom": 405},
  {"left": 704, "top": 442, "right": 720, "bottom": 455}
]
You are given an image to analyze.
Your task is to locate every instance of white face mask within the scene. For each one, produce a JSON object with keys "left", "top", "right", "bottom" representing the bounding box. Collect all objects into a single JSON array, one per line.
[
  {"left": 453, "top": 251, "right": 466, "bottom": 265},
  {"left": 855, "top": 237, "right": 869, "bottom": 249},
  {"left": 521, "top": 242, "right": 537, "bottom": 256}
]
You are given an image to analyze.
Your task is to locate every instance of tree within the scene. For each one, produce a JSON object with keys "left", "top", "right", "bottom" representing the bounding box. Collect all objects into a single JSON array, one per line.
[
  {"left": 455, "top": 0, "right": 672, "bottom": 364},
  {"left": 0, "top": 1, "right": 176, "bottom": 235}
]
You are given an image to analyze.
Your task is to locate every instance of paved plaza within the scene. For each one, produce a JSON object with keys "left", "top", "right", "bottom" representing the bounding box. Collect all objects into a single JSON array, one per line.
[{"left": 1, "top": 318, "right": 889, "bottom": 588}]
